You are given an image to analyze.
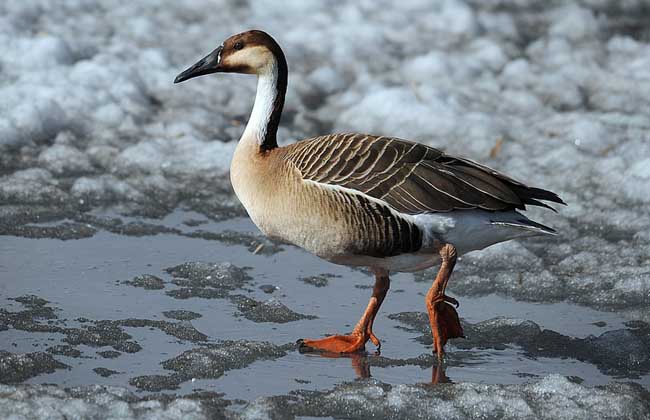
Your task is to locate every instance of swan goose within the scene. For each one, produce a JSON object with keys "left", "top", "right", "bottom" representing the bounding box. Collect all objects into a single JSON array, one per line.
[{"left": 174, "top": 30, "right": 565, "bottom": 358}]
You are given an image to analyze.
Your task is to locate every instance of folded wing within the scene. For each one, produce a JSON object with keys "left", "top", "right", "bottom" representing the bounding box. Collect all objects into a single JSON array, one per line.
[{"left": 284, "top": 133, "right": 565, "bottom": 214}]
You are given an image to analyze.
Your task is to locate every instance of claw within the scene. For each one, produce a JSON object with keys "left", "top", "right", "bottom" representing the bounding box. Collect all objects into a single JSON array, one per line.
[{"left": 444, "top": 295, "right": 459, "bottom": 308}]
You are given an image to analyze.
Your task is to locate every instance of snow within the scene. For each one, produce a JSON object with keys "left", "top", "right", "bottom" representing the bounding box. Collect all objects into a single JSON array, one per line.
[
  {"left": 38, "top": 143, "right": 94, "bottom": 176},
  {"left": 114, "top": 137, "right": 235, "bottom": 177},
  {"left": 549, "top": 5, "right": 600, "bottom": 42},
  {"left": 0, "top": 384, "right": 214, "bottom": 420},
  {"left": 623, "top": 158, "right": 650, "bottom": 203},
  {"left": 237, "top": 375, "right": 650, "bottom": 420}
]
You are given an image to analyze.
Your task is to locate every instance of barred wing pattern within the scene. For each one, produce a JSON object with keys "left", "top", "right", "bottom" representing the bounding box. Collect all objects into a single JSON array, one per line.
[{"left": 284, "top": 133, "right": 564, "bottom": 214}]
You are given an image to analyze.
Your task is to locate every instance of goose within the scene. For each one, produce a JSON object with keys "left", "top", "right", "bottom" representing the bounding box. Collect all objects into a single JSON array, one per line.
[{"left": 174, "top": 30, "right": 565, "bottom": 359}]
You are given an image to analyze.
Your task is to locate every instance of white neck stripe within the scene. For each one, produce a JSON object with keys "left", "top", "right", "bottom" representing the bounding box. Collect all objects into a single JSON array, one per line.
[{"left": 243, "top": 61, "right": 278, "bottom": 146}]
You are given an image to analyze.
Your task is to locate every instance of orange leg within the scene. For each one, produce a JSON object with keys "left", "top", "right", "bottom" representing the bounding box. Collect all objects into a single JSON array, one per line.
[
  {"left": 426, "top": 244, "right": 464, "bottom": 360},
  {"left": 298, "top": 269, "right": 390, "bottom": 354}
]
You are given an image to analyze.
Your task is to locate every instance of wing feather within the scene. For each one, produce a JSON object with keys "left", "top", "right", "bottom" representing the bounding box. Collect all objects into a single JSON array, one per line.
[{"left": 282, "top": 134, "right": 565, "bottom": 214}]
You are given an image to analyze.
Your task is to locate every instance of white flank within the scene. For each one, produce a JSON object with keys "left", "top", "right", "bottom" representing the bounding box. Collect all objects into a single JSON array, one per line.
[{"left": 412, "top": 210, "right": 552, "bottom": 255}]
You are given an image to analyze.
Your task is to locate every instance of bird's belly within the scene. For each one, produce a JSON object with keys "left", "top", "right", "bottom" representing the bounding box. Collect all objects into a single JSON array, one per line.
[
  {"left": 265, "top": 220, "right": 357, "bottom": 258},
  {"left": 328, "top": 252, "right": 440, "bottom": 273},
  {"left": 248, "top": 205, "right": 440, "bottom": 272}
]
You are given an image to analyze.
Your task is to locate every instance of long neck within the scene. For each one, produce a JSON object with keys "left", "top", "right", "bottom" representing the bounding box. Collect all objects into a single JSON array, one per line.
[{"left": 242, "top": 54, "right": 287, "bottom": 152}]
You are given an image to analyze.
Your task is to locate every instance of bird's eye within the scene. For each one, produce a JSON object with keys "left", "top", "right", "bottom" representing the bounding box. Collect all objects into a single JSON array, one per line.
[{"left": 234, "top": 42, "right": 243, "bottom": 50}]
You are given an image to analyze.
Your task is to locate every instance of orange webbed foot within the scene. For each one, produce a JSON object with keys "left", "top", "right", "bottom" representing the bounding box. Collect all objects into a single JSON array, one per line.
[
  {"left": 429, "top": 300, "right": 464, "bottom": 360},
  {"left": 297, "top": 333, "right": 367, "bottom": 354}
]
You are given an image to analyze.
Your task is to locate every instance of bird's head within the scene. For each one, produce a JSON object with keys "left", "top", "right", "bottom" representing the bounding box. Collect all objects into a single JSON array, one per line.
[{"left": 174, "top": 30, "right": 283, "bottom": 83}]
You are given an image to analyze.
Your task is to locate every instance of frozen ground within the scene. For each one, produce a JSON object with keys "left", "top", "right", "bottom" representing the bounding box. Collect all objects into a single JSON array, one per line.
[{"left": 1, "top": 0, "right": 649, "bottom": 419}]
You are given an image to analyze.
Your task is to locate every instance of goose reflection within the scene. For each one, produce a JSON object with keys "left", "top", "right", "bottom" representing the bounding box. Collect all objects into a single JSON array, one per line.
[{"left": 300, "top": 349, "right": 451, "bottom": 384}]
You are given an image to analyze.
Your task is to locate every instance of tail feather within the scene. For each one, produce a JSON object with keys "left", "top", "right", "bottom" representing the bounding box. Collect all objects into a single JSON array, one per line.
[
  {"left": 490, "top": 217, "right": 557, "bottom": 236},
  {"left": 521, "top": 198, "right": 558, "bottom": 213},
  {"left": 454, "top": 157, "right": 567, "bottom": 211}
]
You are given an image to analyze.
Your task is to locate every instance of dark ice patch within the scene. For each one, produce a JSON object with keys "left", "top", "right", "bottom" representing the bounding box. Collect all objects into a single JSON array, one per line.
[
  {"left": 162, "top": 310, "right": 202, "bottom": 321},
  {"left": 93, "top": 367, "right": 120, "bottom": 377},
  {"left": 129, "top": 373, "right": 185, "bottom": 391},
  {"left": 0, "top": 351, "right": 68, "bottom": 384},
  {"left": 229, "top": 295, "right": 317, "bottom": 323},
  {"left": 47, "top": 345, "right": 82, "bottom": 358},
  {"left": 164, "top": 262, "right": 253, "bottom": 300},
  {"left": 96, "top": 350, "right": 121, "bottom": 359},
  {"left": 129, "top": 340, "right": 292, "bottom": 391},
  {"left": 299, "top": 273, "right": 340, "bottom": 288},
  {"left": 122, "top": 274, "right": 165, "bottom": 290}
]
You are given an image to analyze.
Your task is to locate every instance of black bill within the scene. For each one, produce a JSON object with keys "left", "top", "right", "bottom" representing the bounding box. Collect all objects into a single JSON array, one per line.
[{"left": 174, "top": 45, "right": 223, "bottom": 83}]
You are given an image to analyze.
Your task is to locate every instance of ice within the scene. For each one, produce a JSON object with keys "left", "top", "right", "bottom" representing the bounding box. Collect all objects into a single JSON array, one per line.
[
  {"left": 0, "top": 169, "right": 67, "bottom": 204},
  {"left": 549, "top": 5, "right": 600, "bottom": 42},
  {"left": 114, "top": 137, "right": 235, "bottom": 178},
  {"left": 122, "top": 274, "right": 165, "bottom": 290},
  {"left": 38, "top": 143, "right": 94, "bottom": 176},
  {"left": 161, "top": 340, "right": 290, "bottom": 380},
  {"left": 434, "top": 238, "right": 650, "bottom": 316},
  {"left": 71, "top": 175, "right": 145, "bottom": 203},
  {"left": 3, "top": 0, "right": 648, "bottom": 240},
  {"left": 623, "top": 158, "right": 650, "bottom": 203},
  {"left": 162, "top": 310, "right": 202, "bottom": 321},
  {"left": 0, "top": 384, "right": 221, "bottom": 419},
  {"left": 306, "top": 67, "right": 346, "bottom": 96},
  {"left": 165, "top": 262, "right": 252, "bottom": 294},
  {"left": 238, "top": 375, "right": 650, "bottom": 420},
  {"left": 0, "top": 351, "right": 68, "bottom": 384},
  {"left": 130, "top": 340, "right": 292, "bottom": 391},
  {"left": 229, "top": 295, "right": 317, "bottom": 323},
  {"left": 162, "top": 261, "right": 312, "bottom": 321},
  {"left": 388, "top": 312, "right": 650, "bottom": 377}
]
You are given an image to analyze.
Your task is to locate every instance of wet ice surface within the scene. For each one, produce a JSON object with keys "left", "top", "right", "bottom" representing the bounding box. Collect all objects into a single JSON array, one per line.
[
  {"left": 1, "top": 211, "right": 649, "bottom": 419},
  {"left": 2, "top": 0, "right": 650, "bottom": 418}
]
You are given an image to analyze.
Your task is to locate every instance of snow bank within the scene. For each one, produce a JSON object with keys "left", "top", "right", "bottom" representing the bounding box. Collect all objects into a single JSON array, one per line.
[
  {"left": 2, "top": 375, "right": 648, "bottom": 420},
  {"left": 238, "top": 375, "right": 650, "bottom": 420}
]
